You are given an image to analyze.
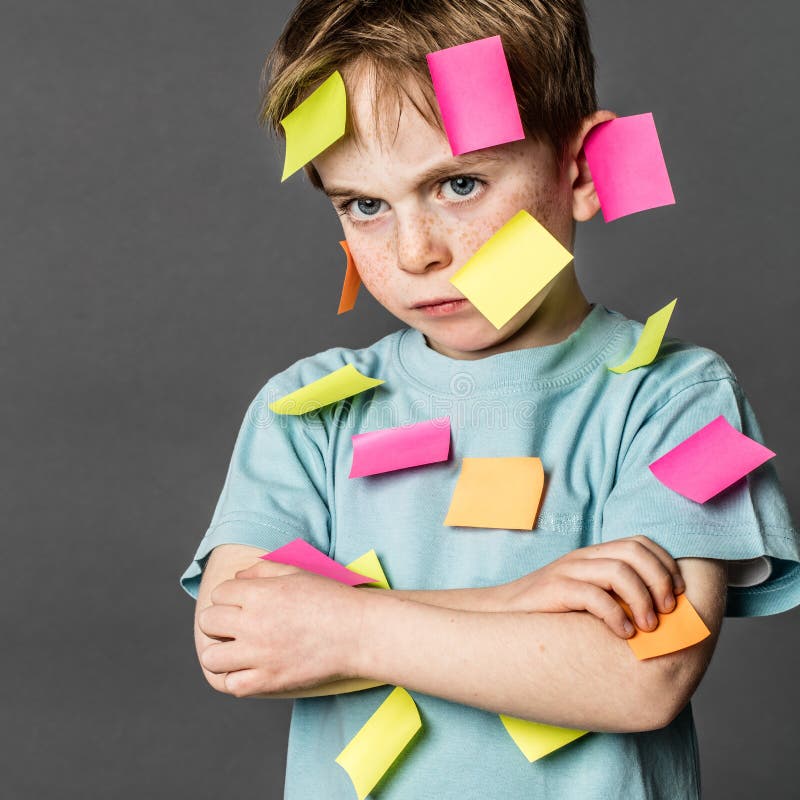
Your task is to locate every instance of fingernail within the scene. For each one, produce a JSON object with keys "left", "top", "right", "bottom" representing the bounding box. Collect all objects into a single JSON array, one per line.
[
  {"left": 624, "top": 620, "right": 635, "bottom": 636},
  {"left": 674, "top": 574, "right": 686, "bottom": 593},
  {"left": 646, "top": 611, "right": 658, "bottom": 630},
  {"left": 664, "top": 595, "right": 675, "bottom": 611}
]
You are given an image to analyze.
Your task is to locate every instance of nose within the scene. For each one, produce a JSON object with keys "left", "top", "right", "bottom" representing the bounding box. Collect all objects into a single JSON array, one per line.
[{"left": 394, "top": 211, "right": 452, "bottom": 274}]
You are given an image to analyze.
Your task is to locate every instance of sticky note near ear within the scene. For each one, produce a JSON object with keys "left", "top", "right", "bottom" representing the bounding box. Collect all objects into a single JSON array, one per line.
[
  {"left": 269, "top": 364, "right": 384, "bottom": 415},
  {"left": 346, "top": 550, "right": 391, "bottom": 590},
  {"left": 426, "top": 35, "right": 525, "bottom": 155},
  {"left": 261, "top": 539, "right": 376, "bottom": 586},
  {"left": 450, "top": 210, "right": 573, "bottom": 329},
  {"left": 500, "top": 715, "right": 588, "bottom": 762},
  {"left": 584, "top": 113, "right": 675, "bottom": 222},
  {"left": 338, "top": 241, "right": 361, "bottom": 314},
  {"left": 649, "top": 415, "right": 776, "bottom": 503},
  {"left": 445, "top": 456, "right": 545, "bottom": 530},
  {"left": 620, "top": 594, "right": 711, "bottom": 660},
  {"left": 608, "top": 298, "right": 676, "bottom": 373},
  {"left": 336, "top": 687, "right": 422, "bottom": 800},
  {"left": 280, "top": 71, "right": 346, "bottom": 181},
  {"left": 350, "top": 417, "right": 451, "bottom": 478}
]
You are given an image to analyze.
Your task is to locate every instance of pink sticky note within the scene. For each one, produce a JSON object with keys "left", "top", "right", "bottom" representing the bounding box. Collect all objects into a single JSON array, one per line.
[
  {"left": 426, "top": 35, "right": 525, "bottom": 156},
  {"left": 261, "top": 539, "right": 376, "bottom": 586},
  {"left": 649, "top": 416, "right": 776, "bottom": 503},
  {"left": 350, "top": 417, "right": 451, "bottom": 478},
  {"left": 584, "top": 113, "right": 675, "bottom": 222}
]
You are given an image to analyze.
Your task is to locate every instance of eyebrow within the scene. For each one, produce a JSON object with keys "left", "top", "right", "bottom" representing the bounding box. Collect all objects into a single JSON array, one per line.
[{"left": 321, "top": 152, "right": 507, "bottom": 199}]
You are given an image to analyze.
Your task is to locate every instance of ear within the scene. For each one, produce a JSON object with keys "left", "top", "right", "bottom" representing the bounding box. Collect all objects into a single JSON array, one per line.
[{"left": 568, "top": 110, "right": 617, "bottom": 222}]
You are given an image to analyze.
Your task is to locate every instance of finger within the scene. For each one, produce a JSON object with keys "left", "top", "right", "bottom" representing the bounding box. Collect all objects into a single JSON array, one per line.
[
  {"left": 567, "top": 558, "right": 659, "bottom": 632},
  {"left": 628, "top": 536, "right": 685, "bottom": 595},
  {"left": 224, "top": 668, "right": 260, "bottom": 698},
  {"left": 564, "top": 580, "right": 636, "bottom": 639},
  {"left": 236, "top": 560, "right": 300, "bottom": 580},
  {"left": 209, "top": 578, "right": 249, "bottom": 606},
  {"left": 197, "top": 604, "right": 242, "bottom": 640},
  {"left": 200, "top": 640, "right": 252, "bottom": 675}
]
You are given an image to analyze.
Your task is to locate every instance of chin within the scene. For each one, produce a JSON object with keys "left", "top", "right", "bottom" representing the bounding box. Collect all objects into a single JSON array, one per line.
[{"left": 421, "top": 319, "right": 513, "bottom": 358}]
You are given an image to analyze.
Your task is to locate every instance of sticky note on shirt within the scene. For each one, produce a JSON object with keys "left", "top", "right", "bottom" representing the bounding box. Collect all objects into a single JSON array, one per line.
[
  {"left": 622, "top": 594, "right": 711, "bottom": 660},
  {"left": 336, "top": 687, "right": 422, "bottom": 800},
  {"left": 350, "top": 417, "right": 451, "bottom": 478},
  {"left": 649, "top": 415, "right": 776, "bottom": 503},
  {"left": 608, "top": 298, "right": 676, "bottom": 373},
  {"left": 261, "top": 539, "right": 376, "bottom": 586},
  {"left": 346, "top": 550, "right": 391, "bottom": 590},
  {"left": 280, "top": 71, "right": 346, "bottom": 181},
  {"left": 499, "top": 715, "right": 588, "bottom": 762},
  {"left": 445, "top": 456, "right": 544, "bottom": 530},
  {"left": 338, "top": 240, "right": 361, "bottom": 314},
  {"left": 269, "top": 364, "right": 384, "bottom": 415},
  {"left": 450, "top": 211, "right": 573, "bottom": 329},
  {"left": 584, "top": 113, "right": 675, "bottom": 222},
  {"left": 426, "top": 35, "right": 524, "bottom": 155}
]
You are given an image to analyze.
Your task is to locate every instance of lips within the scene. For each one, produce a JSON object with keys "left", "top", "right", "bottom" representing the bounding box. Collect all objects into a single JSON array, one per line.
[{"left": 412, "top": 296, "right": 466, "bottom": 309}]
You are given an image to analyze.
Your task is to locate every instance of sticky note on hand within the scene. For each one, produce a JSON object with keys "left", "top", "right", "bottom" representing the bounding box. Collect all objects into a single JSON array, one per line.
[
  {"left": 608, "top": 298, "right": 676, "bottom": 373},
  {"left": 584, "top": 113, "right": 675, "bottom": 222},
  {"left": 500, "top": 715, "right": 588, "bottom": 762},
  {"left": 269, "top": 364, "right": 384, "bottom": 415},
  {"left": 426, "top": 35, "right": 525, "bottom": 155},
  {"left": 649, "top": 415, "right": 776, "bottom": 503},
  {"left": 450, "top": 210, "right": 573, "bottom": 329},
  {"left": 445, "top": 456, "right": 544, "bottom": 530},
  {"left": 350, "top": 417, "right": 451, "bottom": 478},
  {"left": 261, "top": 539, "right": 376, "bottom": 586},
  {"left": 336, "top": 687, "right": 422, "bottom": 800},
  {"left": 280, "top": 71, "right": 346, "bottom": 181}
]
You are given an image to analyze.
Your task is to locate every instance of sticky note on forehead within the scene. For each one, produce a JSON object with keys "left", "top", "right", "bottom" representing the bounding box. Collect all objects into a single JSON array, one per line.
[
  {"left": 584, "top": 113, "right": 675, "bottom": 222},
  {"left": 450, "top": 210, "right": 573, "bottom": 329},
  {"left": 280, "top": 71, "right": 346, "bottom": 181},
  {"left": 426, "top": 35, "right": 525, "bottom": 155}
]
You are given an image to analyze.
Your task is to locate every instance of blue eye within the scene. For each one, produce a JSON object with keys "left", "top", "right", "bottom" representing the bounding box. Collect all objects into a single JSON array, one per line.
[
  {"left": 448, "top": 177, "right": 476, "bottom": 196},
  {"left": 441, "top": 176, "right": 483, "bottom": 202},
  {"left": 349, "top": 198, "right": 385, "bottom": 219}
]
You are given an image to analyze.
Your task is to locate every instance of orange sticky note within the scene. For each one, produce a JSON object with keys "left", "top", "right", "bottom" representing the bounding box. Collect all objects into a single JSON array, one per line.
[
  {"left": 444, "top": 457, "right": 544, "bottom": 530},
  {"left": 620, "top": 594, "right": 711, "bottom": 660},
  {"left": 338, "top": 240, "right": 361, "bottom": 314}
]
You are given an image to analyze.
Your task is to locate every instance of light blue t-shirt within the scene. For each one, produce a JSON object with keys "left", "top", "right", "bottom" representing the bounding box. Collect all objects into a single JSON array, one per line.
[{"left": 181, "top": 305, "right": 799, "bottom": 800}]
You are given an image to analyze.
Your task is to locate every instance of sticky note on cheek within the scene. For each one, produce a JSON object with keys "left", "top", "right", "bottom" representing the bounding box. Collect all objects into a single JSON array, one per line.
[{"left": 338, "top": 240, "right": 361, "bottom": 314}]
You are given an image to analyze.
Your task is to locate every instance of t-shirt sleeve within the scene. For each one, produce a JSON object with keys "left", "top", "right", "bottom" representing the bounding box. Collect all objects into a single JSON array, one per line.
[
  {"left": 601, "top": 375, "right": 800, "bottom": 617},
  {"left": 179, "top": 378, "right": 332, "bottom": 599}
]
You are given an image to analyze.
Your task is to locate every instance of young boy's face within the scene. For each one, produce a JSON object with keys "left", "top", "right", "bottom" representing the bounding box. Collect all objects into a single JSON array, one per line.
[{"left": 313, "top": 69, "right": 596, "bottom": 359}]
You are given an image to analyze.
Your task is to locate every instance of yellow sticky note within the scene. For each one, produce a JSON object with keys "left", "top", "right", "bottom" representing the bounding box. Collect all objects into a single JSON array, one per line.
[
  {"left": 444, "top": 457, "right": 544, "bottom": 530},
  {"left": 449, "top": 210, "right": 573, "bottom": 329},
  {"left": 346, "top": 549, "right": 391, "bottom": 590},
  {"left": 280, "top": 71, "right": 346, "bottom": 181},
  {"left": 500, "top": 715, "right": 588, "bottom": 762},
  {"left": 335, "top": 687, "right": 422, "bottom": 800},
  {"left": 269, "top": 364, "right": 384, "bottom": 415},
  {"left": 621, "top": 593, "right": 711, "bottom": 660},
  {"left": 608, "top": 298, "right": 677, "bottom": 373}
]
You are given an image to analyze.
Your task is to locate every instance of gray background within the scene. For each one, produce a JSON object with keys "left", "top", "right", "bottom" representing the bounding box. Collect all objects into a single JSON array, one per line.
[{"left": 2, "top": 1, "right": 797, "bottom": 797}]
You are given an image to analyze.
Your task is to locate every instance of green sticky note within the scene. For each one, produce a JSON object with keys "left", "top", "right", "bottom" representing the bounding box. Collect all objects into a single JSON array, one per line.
[
  {"left": 499, "top": 715, "right": 588, "bottom": 762},
  {"left": 280, "top": 71, "right": 346, "bottom": 181},
  {"left": 269, "top": 364, "right": 384, "bottom": 415},
  {"left": 608, "top": 298, "right": 677, "bottom": 373},
  {"left": 346, "top": 549, "right": 391, "bottom": 590}
]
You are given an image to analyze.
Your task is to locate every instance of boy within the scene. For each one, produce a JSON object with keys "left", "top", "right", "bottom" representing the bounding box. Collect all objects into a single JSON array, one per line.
[{"left": 180, "top": 1, "right": 800, "bottom": 797}]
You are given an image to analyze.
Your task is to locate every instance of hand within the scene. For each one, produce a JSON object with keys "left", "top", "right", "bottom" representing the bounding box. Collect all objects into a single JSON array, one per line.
[
  {"left": 196, "top": 559, "right": 364, "bottom": 697},
  {"left": 495, "top": 535, "right": 685, "bottom": 639}
]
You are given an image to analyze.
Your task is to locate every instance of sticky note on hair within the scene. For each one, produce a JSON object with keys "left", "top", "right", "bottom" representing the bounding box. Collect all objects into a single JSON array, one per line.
[
  {"left": 445, "top": 457, "right": 544, "bottom": 530},
  {"left": 335, "top": 687, "right": 422, "bottom": 800},
  {"left": 620, "top": 594, "right": 711, "bottom": 660},
  {"left": 269, "top": 364, "right": 384, "bottom": 415},
  {"left": 338, "top": 240, "right": 361, "bottom": 314},
  {"left": 261, "top": 539, "right": 376, "bottom": 586},
  {"left": 500, "top": 715, "right": 588, "bottom": 762},
  {"left": 350, "top": 417, "right": 451, "bottom": 478},
  {"left": 426, "top": 35, "right": 524, "bottom": 155},
  {"left": 649, "top": 415, "right": 776, "bottom": 503},
  {"left": 346, "top": 550, "right": 391, "bottom": 590},
  {"left": 280, "top": 71, "right": 346, "bottom": 181},
  {"left": 449, "top": 210, "right": 573, "bottom": 329},
  {"left": 584, "top": 113, "right": 675, "bottom": 222},
  {"left": 608, "top": 298, "right": 676, "bottom": 373}
]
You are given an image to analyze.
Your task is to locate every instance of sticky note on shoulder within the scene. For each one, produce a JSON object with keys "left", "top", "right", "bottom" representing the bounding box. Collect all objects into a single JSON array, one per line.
[
  {"left": 269, "top": 364, "right": 384, "bottom": 415},
  {"left": 608, "top": 298, "right": 676, "bottom": 373},
  {"left": 450, "top": 211, "right": 573, "bottom": 329},
  {"left": 426, "top": 35, "right": 524, "bottom": 155},
  {"left": 280, "top": 71, "right": 346, "bottom": 181},
  {"left": 500, "top": 715, "right": 588, "bottom": 762},
  {"left": 262, "top": 539, "right": 376, "bottom": 586},
  {"left": 622, "top": 594, "right": 711, "bottom": 660},
  {"left": 649, "top": 415, "right": 776, "bottom": 503},
  {"left": 336, "top": 687, "right": 422, "bottom": 800},
  {"left": 584, "top": 113, "right": 675, "bottom": 222}
]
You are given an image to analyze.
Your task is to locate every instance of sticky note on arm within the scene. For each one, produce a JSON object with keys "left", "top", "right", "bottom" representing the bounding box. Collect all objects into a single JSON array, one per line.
[{"left": 262, "top": 538, "right": 376, "bottom": 586}]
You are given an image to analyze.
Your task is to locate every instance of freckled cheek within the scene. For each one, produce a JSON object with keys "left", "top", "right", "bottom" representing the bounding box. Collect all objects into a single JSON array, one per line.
[{"left": 347, "top": 239, "right": 397, "bottom": 303}]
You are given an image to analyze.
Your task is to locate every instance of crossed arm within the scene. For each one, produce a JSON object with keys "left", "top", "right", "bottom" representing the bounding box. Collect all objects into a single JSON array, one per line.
[{"left": 194, "top": 538, "right": 727, "bottom": 733}]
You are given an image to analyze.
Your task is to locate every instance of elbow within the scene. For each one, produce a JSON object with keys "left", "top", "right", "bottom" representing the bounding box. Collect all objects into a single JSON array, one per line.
[{"left": 626, "top": 656, "right": 701, "bottom": 732}]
